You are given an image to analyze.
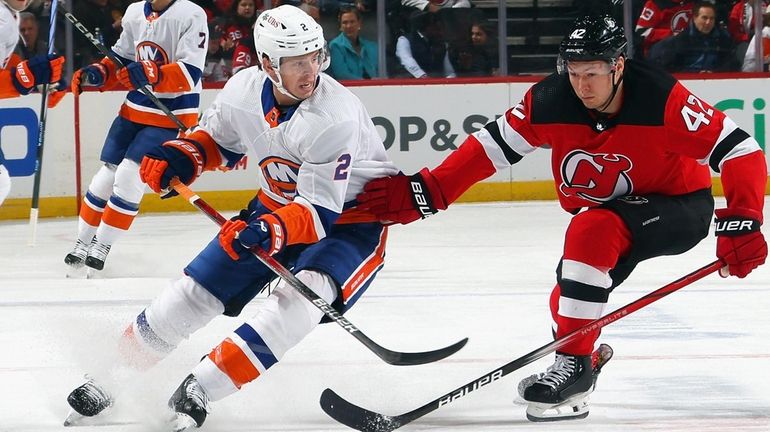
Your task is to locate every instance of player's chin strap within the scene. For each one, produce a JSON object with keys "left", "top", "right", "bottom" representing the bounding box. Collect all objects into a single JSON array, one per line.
[
  {"left": 596, "top": 66, "right": 623, "bottom": 113},
  {"left": 267, "top": 73, "right": 320, "bottom": 102},
  {"left": 268, "top": 74, "right": 303, "bottom": 102}
]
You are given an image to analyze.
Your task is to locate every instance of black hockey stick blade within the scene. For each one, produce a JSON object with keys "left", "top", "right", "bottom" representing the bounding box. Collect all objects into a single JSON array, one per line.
[
  {"left": 321, "top": 389, "right": 408, "bottom": 432},
  {"left": 375, "top": 337, "right": 468, "bottom": 366}
]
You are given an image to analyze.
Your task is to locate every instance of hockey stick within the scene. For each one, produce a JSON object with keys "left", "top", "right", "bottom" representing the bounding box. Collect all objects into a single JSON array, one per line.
[
  {"left": 28, "top": 0, "right": 59, "bottom": 245},
  {"left": 170, "top": 179, "right": 468, "bottom": 366},
  {"left": 320, "top": 259, "right": 723, "bottom": 431},
  {"left": 57, "top": 3, "right": 188, "bottom": 131}
]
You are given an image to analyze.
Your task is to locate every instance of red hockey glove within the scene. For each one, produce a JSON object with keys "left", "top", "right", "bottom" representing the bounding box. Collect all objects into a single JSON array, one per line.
[
  {"left": 357, "top": 168, "right": 447, "bottom": 225},
  {"left": 218, "top": 215, "right": 286, "bottom": 260},
  {"left": 12, "top": 54, "right": 65, "bottom": 95},
  {"left": 116, "top": 60, "right": 161, "bottom": 90},
  {"left": 715, "top": 207, "right": 767, "bottom": 278},
  {"left": 140, "top": 139, "right": 207, "bottom": 198}
]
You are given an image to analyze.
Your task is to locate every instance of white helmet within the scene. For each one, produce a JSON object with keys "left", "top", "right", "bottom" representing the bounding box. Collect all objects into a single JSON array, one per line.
[{"left": 254, "top": 5, "right": 328, "bottom": 99}]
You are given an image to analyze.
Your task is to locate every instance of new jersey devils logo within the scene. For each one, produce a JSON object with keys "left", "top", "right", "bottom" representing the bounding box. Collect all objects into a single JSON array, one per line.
[
  {"left": 260, "top": 156, "right": 300, "bottom": 200},
  {"left": 136, "top": 41, "right": 169, "bottom": 65},
  {"left": 559, "top": 150, "right": 633, "bottom": 203},
  {"left": 670, "top": 10, "right": 690, "bottom": 33}
]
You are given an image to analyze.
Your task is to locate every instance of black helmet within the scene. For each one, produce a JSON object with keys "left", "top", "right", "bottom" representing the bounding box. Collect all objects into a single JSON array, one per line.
[{"left": 558, "top": 14, "right": 627, "bottom": 73}]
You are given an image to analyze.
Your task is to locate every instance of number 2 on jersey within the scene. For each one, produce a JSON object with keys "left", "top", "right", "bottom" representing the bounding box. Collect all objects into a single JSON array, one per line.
[
  {"left": 681, "top": 94, "right": 714, "bottom": 132},
  {"left": 334, "top": 154, "right": 351, "bottom": 180}
]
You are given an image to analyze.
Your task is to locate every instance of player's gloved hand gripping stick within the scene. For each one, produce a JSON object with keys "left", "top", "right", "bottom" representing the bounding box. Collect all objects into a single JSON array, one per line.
[{"left": 169, "top": 179, "right": 468, "bottom": 366}]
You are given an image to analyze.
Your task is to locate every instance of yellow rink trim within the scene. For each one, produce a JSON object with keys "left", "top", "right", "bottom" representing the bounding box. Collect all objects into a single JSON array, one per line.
[{"left": 0, "top": 178, "right": 764, "bottom": 221}]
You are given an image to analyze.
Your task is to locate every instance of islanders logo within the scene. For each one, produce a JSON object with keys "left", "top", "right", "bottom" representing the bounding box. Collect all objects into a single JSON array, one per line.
[
  {"left": 136, "top": 41, "right": 169, "bottom": 65},
  {"left": 260, "top": 156, "right": 300, "bottom": 200}
]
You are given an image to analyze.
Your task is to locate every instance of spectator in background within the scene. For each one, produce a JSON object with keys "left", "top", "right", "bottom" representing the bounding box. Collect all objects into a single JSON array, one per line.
[
  {"left": 396, "top": 11, "right": 455, "bottom": 78},
  {"left": 729, "top": 0, "right": 768, "bottom": 65},
  {"left": 635, "top": 0, "right": 693, "bottom": 57},
  {"left": 16, "top": 12, "right": 47, "bottom": 59},
  {"left": 203, "top": 22, "right": 229, "bottom": 82},
  {"left": 72, "top": 0, "right": 119, "bottom": 67},
  {"left": 221, "top": 0, "right": 259, "bottom": 54},
  {"left": 231, "top": 33, "right": 256, "bottom": 74},
  {"left": 451, "top": 20, "right": 498, "bottom": 77},
  {"left": 403, "top": 0, "right": 470, "bottom": 13},
  {"left": 328, "top": 7, "right": 377, "bottom": 80},
  {"left": 298, "top": 1, "right": 320, "bottom": 21},
  {"left": 648, "top": 1, "right": 736, "bottom": 73},
  {"left": 190, "top": 0, "right": 220, "bottom": 21},
  {"left": 742, "top": 4, "right": 770, "bottom": 72}
]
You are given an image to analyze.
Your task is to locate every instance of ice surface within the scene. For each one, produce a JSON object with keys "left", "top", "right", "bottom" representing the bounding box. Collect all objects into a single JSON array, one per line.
[{"left": 1, "top": 199, "right": 768, "bottom": 431}]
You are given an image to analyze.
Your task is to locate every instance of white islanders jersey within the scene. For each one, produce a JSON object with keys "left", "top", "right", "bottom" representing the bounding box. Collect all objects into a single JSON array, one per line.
[
  {"left": 196, "top": 69, "right": 399, "bottom": 243},
  {"left": 113, "top": 0, "right": 208, "bottom": 128}
]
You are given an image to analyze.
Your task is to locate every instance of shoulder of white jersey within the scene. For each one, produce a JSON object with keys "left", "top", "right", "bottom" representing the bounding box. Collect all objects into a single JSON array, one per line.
[
  {"left": 217, "top": 67, "right": 267, "bottom": 113},
  {"left": 303, "top": 74, "right": 365, "bottom": 123},
  {"left": 122, "top": 1, "right": 145, "bottom": 19}
]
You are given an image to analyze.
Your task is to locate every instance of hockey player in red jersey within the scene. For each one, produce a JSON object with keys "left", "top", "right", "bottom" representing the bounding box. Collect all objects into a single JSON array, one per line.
[{"left": 357, "top": 14, "right": 768, "bottom": 422}]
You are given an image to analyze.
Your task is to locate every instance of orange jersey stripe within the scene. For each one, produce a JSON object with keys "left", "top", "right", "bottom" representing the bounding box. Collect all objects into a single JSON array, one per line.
[
  {"left": 257, "top": 190, "right": 380, "bottom": 225},
  {"left": 207, "top": 337, "right": 260, "bottom": 389},
  {"left": 101, "top": 206, "right": 137, "bottom": 230},
  {"left": 79, "top": 203, "right": 104, "bottom": 227},
  {"left": 154, "top": 63, "right": 193, "bottom": 93},
  {"left": 341, "top": 227, "right": 387, "bottom": 302},
  {"left": 184, "top": 129, "right": 223, "bottom": 170},
  {"left": 119, "top": 105, "right": 198, "bottom": 129}
]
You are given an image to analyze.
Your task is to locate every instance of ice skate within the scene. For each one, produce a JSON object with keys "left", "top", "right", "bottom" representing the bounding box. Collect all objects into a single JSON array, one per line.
[
  {"left": 168, "top": 374, "right": 209, "bottom": 431},
  {"left": 64, "top": 239, "right": 90, "bottom": 271},
  {"left": 516, "top": 343, "right": 613, "bottom": 403},
  {"left": 84, "top": 237, "right": 111, "bottom": 271},
  {"left": 63, "top": 377, "right": 114, "bottom": 426},
  {"left": 519, "top": 347, "right": 605, "bottom": 422}
]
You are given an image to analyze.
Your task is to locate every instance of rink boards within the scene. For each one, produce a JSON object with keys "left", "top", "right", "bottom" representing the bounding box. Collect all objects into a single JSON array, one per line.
[{"left": 1, "top": 75, "right": 769, "bottom": 220}]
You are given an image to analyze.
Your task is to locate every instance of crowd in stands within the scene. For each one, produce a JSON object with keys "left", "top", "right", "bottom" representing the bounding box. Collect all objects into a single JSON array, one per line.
[{"left": 9, "top": 0, "right": 770, "bottom": 85}]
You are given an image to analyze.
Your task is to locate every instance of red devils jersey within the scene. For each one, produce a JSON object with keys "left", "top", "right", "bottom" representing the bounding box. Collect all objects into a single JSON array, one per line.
[
  {"left": 635, "top": 0, "right": 693, "bottom": 54},
  {"left": 430, "top": 59, "right": 766, "bottom": 216}
]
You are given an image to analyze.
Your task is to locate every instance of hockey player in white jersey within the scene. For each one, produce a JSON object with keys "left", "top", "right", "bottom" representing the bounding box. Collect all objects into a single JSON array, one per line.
[
  {"left": 64, "top": 5, "right": 399, "bottom": 430},
  {"left": 0, "top": 0, "right": 66, "bottom": 207},
  {"left": 63, "top": 0, "right": 207, "bottom": 272}
]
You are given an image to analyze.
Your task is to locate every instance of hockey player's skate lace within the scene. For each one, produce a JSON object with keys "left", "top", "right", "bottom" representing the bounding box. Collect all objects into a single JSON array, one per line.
[
  {"left": 64, "top": 378, "right": 114, "bottom": 425},
  {"left": 517, "top": 343, "right": 613, "bottom": 400},
  {"left": 169, "top": 374, "right": 209, "bottom": 431},
  {"left": 85, "top": 237, "right": 111, "bottom": 271},
  {"left": 64, "top": 239, "right": 90, "bottom": 268},
  {"left": 519, "top": 352, "right": 594, "bottom": 422}
]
